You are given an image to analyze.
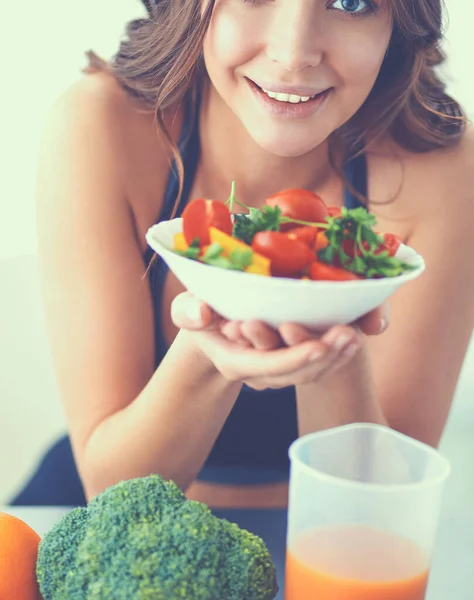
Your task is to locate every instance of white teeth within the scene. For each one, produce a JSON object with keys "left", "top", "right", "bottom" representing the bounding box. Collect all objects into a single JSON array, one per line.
[{"left": 262, "top": 88, "right": 314, "bottom": 103}]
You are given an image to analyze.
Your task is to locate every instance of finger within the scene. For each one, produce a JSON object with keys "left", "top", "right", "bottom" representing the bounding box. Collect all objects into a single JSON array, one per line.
[
  {"left": 240, "top": 320, "right": 283, "bottom": 351},
  {"left": 356, "top": 303, "right": 390, "bottom": 336},
  {"left": 197, "top": 330, "right": 330, "bottom": 379},
  {"left": 289, "top": 329, "right": 354, "bottom": 382},
  {"left": 220, "top": 321, "right": 252, "bottom": 347},
  {"left": 278, "top": 323, "right": 315, "bottom": 346},
  {"left": 246, "top": 331, "right": 361, "bottom": 389},
  {"left": 326, "top": 340, "right": 361, "bottom": 374},
  {"left": 171, "top": 292, "right": 222, "bottom": 331},
  {"left": 243, "top": 342, "right": 339, "bottom": 389},
  {"left": 299, "top": 337, "right": 361, "bottom": 383},
  {"left": 321, "top": 325, "right": 360, "bottom": 359}
]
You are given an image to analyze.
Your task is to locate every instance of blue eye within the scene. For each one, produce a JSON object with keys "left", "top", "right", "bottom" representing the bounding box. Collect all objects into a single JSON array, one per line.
[{"left": 329, "top": 0, "right": 377, "bottom": 16}]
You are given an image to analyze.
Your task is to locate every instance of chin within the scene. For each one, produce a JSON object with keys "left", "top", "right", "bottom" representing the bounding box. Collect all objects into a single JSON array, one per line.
[{"left": 248, "top": 127, "right": 327, "bottom": 159}]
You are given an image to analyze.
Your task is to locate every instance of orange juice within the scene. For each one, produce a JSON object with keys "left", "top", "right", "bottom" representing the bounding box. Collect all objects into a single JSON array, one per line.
[{"left": 285, "top": 524, "right": 429, "bottom": 600}]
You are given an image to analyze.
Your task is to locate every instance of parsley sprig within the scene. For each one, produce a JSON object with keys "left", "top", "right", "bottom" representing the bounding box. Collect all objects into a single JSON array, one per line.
[
  {"left": 318, "top": 207, "right": 416, "bottom": 278},
  {"left": 226, "top": 182, "right": 282, "bottom": 244},
  {"left": 232, "top": 208, "right": 282, "bottom": 245}
]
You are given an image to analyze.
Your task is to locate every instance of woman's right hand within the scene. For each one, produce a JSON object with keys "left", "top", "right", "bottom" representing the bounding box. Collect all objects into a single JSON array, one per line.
[{"left": 171, "top": 292, "right": 364, "bottom": 390}]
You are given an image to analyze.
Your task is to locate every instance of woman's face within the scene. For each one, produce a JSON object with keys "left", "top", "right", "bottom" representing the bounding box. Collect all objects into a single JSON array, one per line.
[{"left": 203, "top": 0, "right": 393, "bottom": 157}]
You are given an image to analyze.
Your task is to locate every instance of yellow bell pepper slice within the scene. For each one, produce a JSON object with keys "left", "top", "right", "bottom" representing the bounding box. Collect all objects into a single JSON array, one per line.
[
  {"left": 246, "top": 263, "right": 270, "bottom": 277},
  {"left": 209, "top": 227, "right": 270, "bottom": 271},
  {"left": 174, "top": 232, "right": 188, "bottom": 252}
]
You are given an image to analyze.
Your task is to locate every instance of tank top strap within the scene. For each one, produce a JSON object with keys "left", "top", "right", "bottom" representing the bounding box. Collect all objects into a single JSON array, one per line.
[
  {"left": 159, "top": 94, "right": 201, "bottom": 222},
  {"left": 143, "top": 94, "right": 201, "bottom": 267},
  {"left": 343, "top": 151, "right": 367, "bottom": 210}
]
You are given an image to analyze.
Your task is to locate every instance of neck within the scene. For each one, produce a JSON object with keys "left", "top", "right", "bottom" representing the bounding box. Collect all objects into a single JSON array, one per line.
[{"left": 197, "top": 82, "right": 337, "bottom": 207}]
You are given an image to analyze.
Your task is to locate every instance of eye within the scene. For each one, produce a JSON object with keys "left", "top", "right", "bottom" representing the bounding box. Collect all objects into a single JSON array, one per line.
[{"left": 328, "top": 0, "right": 377, "bottom": 16}]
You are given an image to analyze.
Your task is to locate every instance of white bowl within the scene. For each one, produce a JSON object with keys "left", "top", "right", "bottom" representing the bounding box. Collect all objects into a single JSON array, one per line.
[{"left": 146, "top": 218, "right": 425, "bottom": 330}]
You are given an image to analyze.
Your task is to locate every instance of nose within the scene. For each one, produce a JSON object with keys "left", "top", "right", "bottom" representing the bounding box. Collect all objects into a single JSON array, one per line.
[{"left": 265, "top": 3, "right": 324, "bottom": 72}]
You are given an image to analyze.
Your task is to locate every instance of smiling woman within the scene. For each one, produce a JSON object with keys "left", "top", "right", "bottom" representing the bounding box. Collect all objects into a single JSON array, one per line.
[{"left": 10, "top": 0, "right": 473, "bottom": 510}]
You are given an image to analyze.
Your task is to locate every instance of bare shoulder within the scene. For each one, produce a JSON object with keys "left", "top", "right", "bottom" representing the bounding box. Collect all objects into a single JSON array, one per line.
[
  {"left": 54, "top": 69, "right": 142, "bottom": 111},
  {"left": 41, "top": 71, "right": 159, "bottom": 182},
  {"left": 402, "top": 124, "right": 474, "bottom": 206},
  {"left": 44, "top": 71, "right": 152, "bottom": 145},
  {"left": 367, "top": 126, "right": 474, "bottom": 236},
  {"left": 40, "top": 71, "right": 183, "bottom": 246}
]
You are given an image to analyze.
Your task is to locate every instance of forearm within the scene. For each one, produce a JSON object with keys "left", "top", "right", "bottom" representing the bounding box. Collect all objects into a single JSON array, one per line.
[
  {"left": 81, "top": 329, "right": 242, "bottom": 500},
  {"left": 296, "top": 341, "right": 387, "bottom": 436}
]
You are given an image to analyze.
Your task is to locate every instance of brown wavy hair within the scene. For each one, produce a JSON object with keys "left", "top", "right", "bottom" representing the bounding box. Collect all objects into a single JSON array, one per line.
[{"left": 85, "top": 0, "right": 466, "bottom": 209}]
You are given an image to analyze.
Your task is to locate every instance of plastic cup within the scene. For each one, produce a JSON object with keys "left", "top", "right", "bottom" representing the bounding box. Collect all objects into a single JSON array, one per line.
[{"left": 285, "top": 423, "right": 451, "bottom": 600}]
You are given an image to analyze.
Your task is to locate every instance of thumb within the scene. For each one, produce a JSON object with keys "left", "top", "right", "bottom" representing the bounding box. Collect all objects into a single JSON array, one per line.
[{"left": 171, "top": 292, "right": 221, "bottom": 331}]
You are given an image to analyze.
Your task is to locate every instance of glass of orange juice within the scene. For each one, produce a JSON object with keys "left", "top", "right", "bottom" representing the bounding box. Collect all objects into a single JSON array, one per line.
[{"left": 285, "top": 423, "right": 451, "bottom": 600}]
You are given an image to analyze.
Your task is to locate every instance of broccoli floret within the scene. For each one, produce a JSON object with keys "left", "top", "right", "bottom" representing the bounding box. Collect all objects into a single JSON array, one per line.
[
  {"left": 37, "top": 474, "right": 279, "bottom": 600},
  {"left": 219, "top": 519, "right": 279, "bottom": 600},
  {"left": 86, "top": 473, "right": 187, "bottom": 524},
  {"left": 75, "top": 500, "right": 226, "bottom": 599},
  {"left": 36, "top": 507, "right": 89, "bottom": 599}
]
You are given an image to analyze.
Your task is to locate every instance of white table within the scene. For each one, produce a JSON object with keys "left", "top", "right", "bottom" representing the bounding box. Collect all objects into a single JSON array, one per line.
[{"left": 3, "top": 506, "right": 474, "bottom": 599}]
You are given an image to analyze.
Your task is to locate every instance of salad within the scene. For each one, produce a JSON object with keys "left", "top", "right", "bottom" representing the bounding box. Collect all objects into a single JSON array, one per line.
[{"left": 171, "top": 183, "right": 415, "bottom": 281}]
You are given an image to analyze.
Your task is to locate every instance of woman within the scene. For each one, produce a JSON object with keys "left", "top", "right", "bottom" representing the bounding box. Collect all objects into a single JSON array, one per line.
[{"left": 12, "top": 0, "right": 474, "bottom": 508}]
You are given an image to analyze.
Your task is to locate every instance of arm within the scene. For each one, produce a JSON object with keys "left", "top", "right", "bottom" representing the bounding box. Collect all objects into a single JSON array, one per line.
[
  {"left": 36, "top": 76, "right": 241, "bottom": 500},
  {"left": 296, "top": 134, "right": 474, "bottom": 446},
  {"left": 296, "top": 344, "right": 388, "bottom": 436}
]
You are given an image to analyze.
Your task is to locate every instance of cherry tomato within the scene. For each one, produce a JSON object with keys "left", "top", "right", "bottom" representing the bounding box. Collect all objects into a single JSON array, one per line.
[
  {"left": 265, "top": 189, "right": 328, "bottom": 232},
  {"left": 379, "top": 233, "right": 402, "bottom": 257},
  {"left": 327, "top": 206, "right": 342, "bottom": 218},
  {"left": 309, "top": 262, "right": 362, "bottom": 282},
  {"left": 252, "top": 231, "right": 315, "bottom": 278},
  {"left": 285, "top": 226, "right": 318, "bottom": 248},
  {"left": 182, "top": 199, "right": 233, "bottom": 246}
]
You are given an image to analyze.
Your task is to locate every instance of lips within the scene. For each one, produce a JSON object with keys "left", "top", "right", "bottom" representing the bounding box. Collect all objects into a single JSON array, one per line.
[{"left": 246, "top": 77, "right": 332, "bottom": 119}]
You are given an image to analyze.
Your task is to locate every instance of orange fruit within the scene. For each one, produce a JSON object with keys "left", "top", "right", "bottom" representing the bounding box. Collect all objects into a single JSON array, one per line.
[{"left": 0, "top": 512, "right": 43, "bottom": 600}]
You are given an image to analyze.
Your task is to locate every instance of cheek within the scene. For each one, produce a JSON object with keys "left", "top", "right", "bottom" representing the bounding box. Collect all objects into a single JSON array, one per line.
[
  {"left": 203, "top": 2, "right": 260, "bottom": 83},
  {"left": 330, "top": 30, "right": 391, "bottom": 93}
]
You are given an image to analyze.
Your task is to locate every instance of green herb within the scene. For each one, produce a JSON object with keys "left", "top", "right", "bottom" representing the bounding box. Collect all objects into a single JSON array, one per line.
[
  {"left": 233, "top": 207, "right": 282, "bottom": 244},
  {"left": 225, "top": 180, "right": 282, "bottom": 244},
  {"left": 318, "top": 206, "right": 416, "bottom": 278}
]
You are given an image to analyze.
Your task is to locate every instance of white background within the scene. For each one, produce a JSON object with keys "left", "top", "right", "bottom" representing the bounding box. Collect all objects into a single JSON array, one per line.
[{"left": 0, "top": 1, "right": 473, "bottom": 504}]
